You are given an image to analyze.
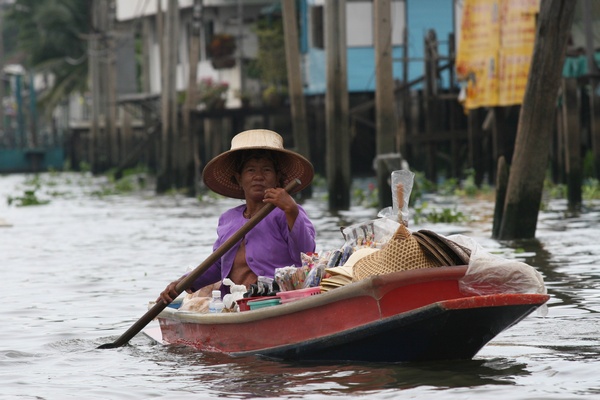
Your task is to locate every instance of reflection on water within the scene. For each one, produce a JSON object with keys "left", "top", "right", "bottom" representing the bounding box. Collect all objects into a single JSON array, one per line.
[
  {"left": 127, "top": 342, "right": 530, "bottom": 398},
  {"left": 2, "top": 173, "right": 600, "bottom": 399}
]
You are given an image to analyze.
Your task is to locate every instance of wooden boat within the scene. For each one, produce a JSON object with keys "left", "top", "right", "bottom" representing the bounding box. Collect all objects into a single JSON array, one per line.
[{"left": 146, "top": 265, "right": 548, "bottom": 363}]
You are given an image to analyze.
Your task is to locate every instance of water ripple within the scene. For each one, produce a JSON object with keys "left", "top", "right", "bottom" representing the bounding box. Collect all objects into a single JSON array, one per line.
[{"left": 2, "top": 173, "right": 600, "bottom": 399}]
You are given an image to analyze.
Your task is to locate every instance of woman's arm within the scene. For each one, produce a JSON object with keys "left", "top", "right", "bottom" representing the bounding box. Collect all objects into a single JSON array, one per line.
[{"left": 287, "top": 205, "right": 316, "bottom": 253}]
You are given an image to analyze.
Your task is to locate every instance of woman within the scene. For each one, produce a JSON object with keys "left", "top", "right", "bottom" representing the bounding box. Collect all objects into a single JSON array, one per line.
[{"left": 159, "top": 129, "right": 316, "bottom": 304}]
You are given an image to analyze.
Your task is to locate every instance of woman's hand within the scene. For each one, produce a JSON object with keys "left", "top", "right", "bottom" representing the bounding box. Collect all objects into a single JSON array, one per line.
[
  {"left": 157, "top": 277, "right": 190, "bottom": 304},
  {"left": 263, "top": 187, "right": 299, "bottom": 230}
]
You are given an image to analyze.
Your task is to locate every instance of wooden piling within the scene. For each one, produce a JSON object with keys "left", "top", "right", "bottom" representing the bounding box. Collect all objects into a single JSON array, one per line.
[{"left": 561, "top": 78, "right": 582, "bottom": 210}]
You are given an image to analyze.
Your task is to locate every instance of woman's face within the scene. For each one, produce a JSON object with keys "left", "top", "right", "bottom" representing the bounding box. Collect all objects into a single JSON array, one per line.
[{"left": 236, "top": 157, "right": 279, "bottom": 202}]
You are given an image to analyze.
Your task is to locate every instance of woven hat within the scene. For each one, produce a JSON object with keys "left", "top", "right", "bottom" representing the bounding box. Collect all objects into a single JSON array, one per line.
[
  {"left": 202, "top": 129, "right": 314, "bottom": 199},
  {"left": 321, "top": 249, "right": 380, "bottom": 292},
  {"left": 326, "top": 248, "right": 380, "bottom": 279},
  {"left": 352, "top": 224, "right": 438, "bottom": 282},
  {"left": 412, "top": 230, "right": 471, "bottom": 267}
]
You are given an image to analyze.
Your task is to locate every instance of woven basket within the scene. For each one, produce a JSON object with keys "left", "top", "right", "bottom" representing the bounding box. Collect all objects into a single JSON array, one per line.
[{"left": 352, "top": 224, "right": 437, "bottom": 282}]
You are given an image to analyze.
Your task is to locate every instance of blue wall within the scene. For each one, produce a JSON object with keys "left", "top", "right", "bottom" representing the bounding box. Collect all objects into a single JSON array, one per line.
[
  {"left": 406, "top": 0, "right": 454, "bottom": 89},
  {"left": 303, "top": 0, "right": 455, "bottom": 95},
  {"left": 0, "top": 148, "right": 65, "bottom": 173}
]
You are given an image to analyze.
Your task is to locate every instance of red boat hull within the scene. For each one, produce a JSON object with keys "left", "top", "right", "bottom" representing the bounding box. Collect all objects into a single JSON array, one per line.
[{"left": 154, "top": 266, "right": 549, "bottom": 362}]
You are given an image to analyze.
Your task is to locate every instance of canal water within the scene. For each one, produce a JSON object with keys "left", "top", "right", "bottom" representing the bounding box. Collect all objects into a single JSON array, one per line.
[{"left": 1, "top": 172, "right": 599, "bottom": 399}]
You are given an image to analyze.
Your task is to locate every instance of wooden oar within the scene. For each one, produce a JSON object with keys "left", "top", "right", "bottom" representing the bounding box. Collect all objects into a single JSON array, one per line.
[{"left": 98, "top": 179, "right": 301, "bottom": 349}]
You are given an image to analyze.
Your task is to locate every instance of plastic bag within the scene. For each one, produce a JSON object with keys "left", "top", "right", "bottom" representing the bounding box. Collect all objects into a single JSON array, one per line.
[
  {"left": 378, "top": 169, "right": 415, "bottom": 226},
  {"left": 222, "top": 278, "right": 247, "bottom": 311},
  {"left": 449, "top": 234, "right": 548, "bottom": 316},
  {"left": 274, "top": 266, "right": 307, "bottom": 291},
  {"left": 319, "top": 218, "right": 401, "bottom": 270},
  {"left": 340, "top": 218, "right": 400, "bottom": 250},
  {"left": 303, "top": 260, "right": 327, "bottom": 288}
]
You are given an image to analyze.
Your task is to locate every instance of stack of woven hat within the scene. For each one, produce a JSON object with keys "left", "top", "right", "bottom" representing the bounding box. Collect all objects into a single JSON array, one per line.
[
  {"left": 352, "top": 225, "right": 471, "bottom": 282},
  {"left": 321, "top": 248, "right": 379, "bottom": 291},
  {"left": 412, "top": 229, "right": 471, "bottom": 267}
]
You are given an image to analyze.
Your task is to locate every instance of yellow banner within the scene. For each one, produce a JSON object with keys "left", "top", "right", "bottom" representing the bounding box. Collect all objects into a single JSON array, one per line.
[{"left": 456, "top": 0, "right": 540, "bottom": 110}]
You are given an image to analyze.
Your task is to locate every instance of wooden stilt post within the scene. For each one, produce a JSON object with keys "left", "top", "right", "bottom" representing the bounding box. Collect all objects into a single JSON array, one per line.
[
  {"left": 492, "top": 156, "right": 508, "bottom": 238},
  {"left": 561, "top": 78, "right": 582, "bottom": 210},
  {"left": 282, "top": 0, "right": 311, "bottom": 198},
  {"left": 325, "top": 0, "right": 350, "bottom": 210},
  {"left": 157, "top": 0, "right": 178, "bottom": 192},
  {"left": 374, "top": 0, "right": 398, "bottom": 209},
  {"left": 423, "top": 30, "right": 438, "bottom": 183},
  {"left": 106, "top": 0, "right": 118, "bottom": 169},
  {"left": 468, "top": 108, "right": 486, "bottom": 186},
  {"left": 183, "top": 0, "right": 203, "bottom": 195}
]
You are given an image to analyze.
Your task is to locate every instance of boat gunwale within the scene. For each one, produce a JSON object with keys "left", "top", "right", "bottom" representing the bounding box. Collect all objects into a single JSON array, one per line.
[{"left": 155, "top": 266, "right": 472, "bottom": 324}]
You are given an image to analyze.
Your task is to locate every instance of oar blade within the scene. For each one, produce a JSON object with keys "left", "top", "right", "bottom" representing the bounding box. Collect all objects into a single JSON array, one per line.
[{"left": 97, "top": 342, "right": 120, "bottom": 350}]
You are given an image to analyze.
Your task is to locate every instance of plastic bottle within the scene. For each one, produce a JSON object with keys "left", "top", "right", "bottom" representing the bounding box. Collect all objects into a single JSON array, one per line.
[{"left": 208, "top": 290, "right": 224, "bottom": 314}]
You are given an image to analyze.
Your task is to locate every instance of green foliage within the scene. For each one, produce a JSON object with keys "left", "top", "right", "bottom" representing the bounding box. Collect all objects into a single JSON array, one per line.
[
  {"left": 23, "top": 174, "right": 43, "bottom": 188},
  {"left": 437, "top": 177, "right": 460, "bottom": 196},
  {"left": 245, "top": 59, "right": 262, "bottom": 80},
  {"left": 7, "top": 189, "right": 50, "bottom": 206},
  {"left": 5, "top": 0, "right": 91, "bottom": 113},
  {"left": 352, "top": 184, "right": 379, "bottom": 208},
  {"left": 6, "top": 170, "right": 154, "bottom": 206},
  {"left": 262, "top": 84, "right": 287, "bottom": 107},
  {"left": 116, "top": 165, "right": 149, "bottom": 179},
  {"left": 410, "top": 171, "right": 436, "bottom": 204},
  {"left": 543, "top": 177, "right": 567, "bottom": 200},
  {"left": 253, "top": 18, "right": 287, "bottom": 87},
  {"left": 583, "top": 149, "right": 596, "bottom": 179},
  {"left": 541, "top": 168, "right": 600, "bottom": 201},
  {"left": 79, "top": 162, "right": 91, "bottom": 173},
  {"left": 90, "top": 167, "right": 149, "bottom": 197},
  {"left": 311, "top": 174, "right": 327, "bottom": 190},
  {"left": 583, "top": 178, "right": 600, "bottom": 200},
  {"left": 198, "top": 190, "right": 226, "bottom": 202},
  {"left": 412, "top": 202, "right": 469, "bottom": 224},
  {"left": 454, "top": 169, "right": 483, "bottom": 197},
  {"left": 7, "top": 185, "right": 50, "bottom": 207},
  {"left": 395, "top": 169, "right": 487, "bottom": 225},
  {"left": 410, "top": 169, "right": 490, "bottom": 202}
]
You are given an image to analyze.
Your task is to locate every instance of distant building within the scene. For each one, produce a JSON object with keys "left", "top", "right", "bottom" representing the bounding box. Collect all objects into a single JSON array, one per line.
[{"left": 113, "top": 0, "right": 457, "bottom": 104}]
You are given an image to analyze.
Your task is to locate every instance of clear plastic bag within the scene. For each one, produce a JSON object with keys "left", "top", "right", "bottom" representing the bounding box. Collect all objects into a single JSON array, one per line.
[
  {"left": 378, "top": 169, "right": 415, "bottom": 226},
  {"left": 340, "top": 218, "right": 401, "bottom": 250},
  {"left": 317, "top": 218, "right": 401, "bottom": 270},
  {"left": 449, "top": 234, "right": 548, "bottom": 316},
  {"left": 303, "top": 261, "right": 327, "bottom": 288}
]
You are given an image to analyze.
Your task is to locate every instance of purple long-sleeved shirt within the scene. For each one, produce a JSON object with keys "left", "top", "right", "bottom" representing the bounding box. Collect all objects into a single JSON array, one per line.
[{"left": 190, "top": 204, "right": 316, "bottom": 294}]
